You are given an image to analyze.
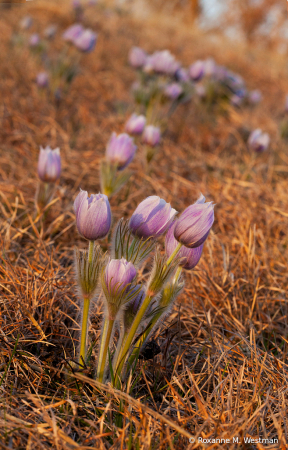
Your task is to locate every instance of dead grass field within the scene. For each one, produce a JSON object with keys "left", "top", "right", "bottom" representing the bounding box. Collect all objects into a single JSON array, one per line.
[{"left": 0, "top": 1, "right": 288, "bottom": 449}]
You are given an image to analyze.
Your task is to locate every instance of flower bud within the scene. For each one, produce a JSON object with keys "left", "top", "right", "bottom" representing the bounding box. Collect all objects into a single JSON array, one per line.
[
  {"left": 248, "top": 129, "right": 270, "bottom": 153},
  {"left": 189, "top": 60, "right": 205, "bottom": 82},
  {"left": 164, "top": 83, "right": 183, "bottom": 100},
  {"left": 104, "top": 258, "right": 137, "bottom": 297},
  {"left": 174, "top": 194, "right": 214, "bottom": 248},
  {"left": 37, "top": 146, "right": 61, "bottom": 183},
  {"left": 29, "top": 33, "right": 40, "bottom": 47},
  {"left": 249, "top": 90, "right": 262, "bottom": 104},
  {"left": 125, "top": 113, "right": 146, "bottom": 135},
  {"left": 106, "top": 132, "right": 137, "bottom": 170},
  {"left": 63, "top": 24, "right": 84, "bottom": 42},
  {"left": 36, "top": 72, "right": 49, "bottom": 88},
  {"left": 149, "top": 50, "right": 180, "bottom": 76},
  {"left": 74, "top": 190, "right": 111, "bottom": 241},
  {"left": 44, "top": 24, "right": 57, "bottom": 39},
  {"left": 175, "top": 68, "right": 189, "bottom": 83},
  {"left": 129, "top": 196, "right": 177, "bottom": 239},
  {"left": 128, "top": 46, "right": 147, "bottom": 69},
  {"left": 142, "top": 125, "right": 161, "bottom": 147},
  {"left": 20, "top": 16, "right": 33, "bottom": 30},
  {"left": 73, "top": 29, "right": 97, "bottom": 52},
  {"left": 166, "top": 222, "right": 203, "bottom": 270}
]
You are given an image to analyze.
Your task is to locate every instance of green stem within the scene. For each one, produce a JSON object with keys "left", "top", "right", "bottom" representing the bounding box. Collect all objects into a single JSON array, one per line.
[
  {"left": 88, "top": 240, "right": 94, "bottom": 265},
  {"left": 115, "top": 251, "right": 182, "bottom": 384},
  {"left": 96, "top": 317, "right": 115, "bottom": 382},
  {"left": 78, "top": 297, "right": 90, "bottom": 366}
]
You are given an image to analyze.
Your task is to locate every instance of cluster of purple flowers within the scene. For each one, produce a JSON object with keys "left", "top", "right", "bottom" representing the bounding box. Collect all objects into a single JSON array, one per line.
[{"left": 63, "top": 24, "right": 97, "bottom": 52}]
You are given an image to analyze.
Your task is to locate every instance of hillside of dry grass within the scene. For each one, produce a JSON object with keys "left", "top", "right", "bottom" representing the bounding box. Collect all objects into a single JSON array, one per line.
[{"left": 0, "top": 1, "right": 288, "bottom": 449}]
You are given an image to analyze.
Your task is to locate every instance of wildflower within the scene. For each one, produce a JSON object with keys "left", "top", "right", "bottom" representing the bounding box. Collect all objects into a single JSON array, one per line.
[
  {"left": 189, "top": 60, "right": 205, "bottom": 81},
  {"left": 73, "top": 29, "right": 97, "bottom": 52},
  {"left": 29, "top": 33, "right": 40, "bottom": 47},
  {"left": 129, "top": 196, "right": 177, "bottom": 239},
  {"left": 174, "top": 194, "right": 214, "bottom": 248},
  {"left": 36, "top": 72, "right": 49, "bottom": 88},
  {"left": 175, "top": 67, "right": 189, "bottom": 82},
  {"left": 103, "top": 258, "right": 137, "bottom": 308},
  {"left": 63, "top": 24, "right": 84, "bottom": 42},
  {"left": 106, "top": 132, "right": 137, "bottom": 170},
  {"left": 128, "top": 46, "right": 147, "bottom": 69},
  {"left": 74, "top": 190, "right": 111, "bottom": 240},
  {"left": 248, "top": 129, "right": 270, "bottom": 153},
  {"left": 249, "top": 90, "right": 262, "bottom": 104},
  {"left": 166, "top": 222, "right": 204, "bottom": 270},
  {"left": 164, "top": 83, "right": 183, "bottom": 100},
  {"left": 142, "top": 125, "right": 161, "bottom": 147},
  {"left": 125, "top": 113, "right": 146, "bottom": 135},
  {"left": 204, "top": 58, "right": 216, "bottom": 77},
  {"left": 37, "top": 146, "right": 61, "bottom": 183},
  {"left": 149, "top": 50, "right": 180, "bottom": 76}
]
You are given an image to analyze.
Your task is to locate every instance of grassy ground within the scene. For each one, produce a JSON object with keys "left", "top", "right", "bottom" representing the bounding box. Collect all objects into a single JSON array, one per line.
[{"left": 0, "top": 1, "right": 288, "bottom": 449}]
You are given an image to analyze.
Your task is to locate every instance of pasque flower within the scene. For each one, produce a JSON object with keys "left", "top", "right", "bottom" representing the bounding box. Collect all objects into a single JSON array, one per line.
[
  {"left": 142, "top": 125, "right": 161, "bottom": 147},
  {"left": 73, "top": 29, "right": 97, "bottom": 52},
  {"left": 106, "top": 132, "right": 137, "bottom": 170},
  {"left": 63, "top": 24, "right": 84, "bottom": 42},
  {"left": 29, "top": 33, "right": 40, "bottom": 47},
  {"left": 189, "top": 60, "right": 205, "bottom": 81},
  {"left": 149, "top": 50, "right": 180, "bottom": 75},
  {"left": 174, "top": 194, "right": 214, "bottom": 248},
  {"left": 129, "top": 196, "right": 177, "bottom": 239},
  {"left": 164, "top": 83, "right": 183, "bottom": 100},
  {"left": 248, "top": 129, "right": 270, "bottom": 153},
  {"left": 38, "top": 146, "right": 61, "bottom": 183},
  {"left": 36, "top": 72, "right": 49, "bottom": 88},
  {"left": 125, "top": 114, "right": 146, "bottom": 135},
  {"left": 104, "top": 258, "right": 137, "bottom": 299},
  {"left": 129, "top": 46, "right": 147, "bottom": 69},
  {"left": 166, "top": 222, "right": 204, "bottom": 270},
  {"left": 74, "top": 190, "right": 111, "bottom": 240}
]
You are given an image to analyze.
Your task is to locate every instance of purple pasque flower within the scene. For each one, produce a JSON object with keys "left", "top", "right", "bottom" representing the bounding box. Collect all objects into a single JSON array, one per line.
[
  {"left": 164, "top": 83, "right": 183, "bottom": 100},
  {"left": 20, "top": 16, "right": 33, "bottom": 30},
  {"left": 74, "top": 190, "right": 111, "bottom": 241},
  {"left": 73, "top": 29, "right": 97, "bottom": 52},
  {"left": 174, "top": 194, "right": 214, "bottom": 248},
  {"left": 149, "top": 50, "right": 180, "bottom": 76},
  {"left": 189, "top": 60, "right": 205, "bottom": 82},
  {"left": 128, "top": 46, "right": 147, "bottom": 69},
  {"left": 104, "top": 258, "right": 137, "bottom": 297},
  {"left": 249, "top": 90, "right": 262, "bottom": 104},
  {"left": 44, "top": 24, "right": 57, "bottom": 39},
  {"left": 175, "top": 67, "right": 189, "bottom": 83},
  {"left": 125, "top": 113, "right": 146, "bottom": 135},
  {"left": 29, "top": 33, "right": 40, "bottom": 47},
  {"left": 165, "top": 221, "right": 203, "bottom": 270},
  {"left": 248, "top": 129, "right": 270, "bottom": 153},
  {"left": 36, "top": 71, "right": 49, "bottom": 88},
  {"left": 62, "top": 23, "right": 84, "bottom": 42},
  {"left": 142, "top": 125, "right": 161, "bottom": 147},
  {"left": 38, "top": 146, "right": 61, "bottom": 183},
  {"left": 129, "top": 196, "right": 177, "bottom": 240},
  {"left": 106, "top": 132, "right": 137, "bottom": 170}
]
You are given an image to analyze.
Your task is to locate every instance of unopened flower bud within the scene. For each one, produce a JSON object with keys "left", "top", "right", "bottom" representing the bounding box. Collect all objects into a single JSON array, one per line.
[
  {"left": 73, "top": 29, "right": 97, "bottom": 52},
  {"left": 36, "top": 72, "right": 49, "bottom": 88},
  {"left": 63, "top": 24, "right": 84, "bottom": 42},
  {"left": 166, "top": 222, "right": 204, "bottom": 270},
  {"left": 129, "top": 196, "right": 177, "bottom": 240},
  {"left": 248, "top": 129, "right": 270, "bottom": 153},
  {"left": 189, "top": 60, "right": 205, "bottom": 81},
  {"left": 164, "top": 83, "right": 183, "bottom": 100},
  {"left": 174, "top": 194, "right": 214, "bottom": 248},
  {"left": 149, "top": 50, "right": 180, "bottom": 76},
  {"left": 142, "top": 125, "right": 161, "bottom": 147},
  {"left": 37, "top": 146, "right": 61, "bottom": 183},
  {"left": 106, "top": 132, "right": 137, "bottom": 170},
  {"left": 125, "top": 113, "right": 146, "bottom": 135}
]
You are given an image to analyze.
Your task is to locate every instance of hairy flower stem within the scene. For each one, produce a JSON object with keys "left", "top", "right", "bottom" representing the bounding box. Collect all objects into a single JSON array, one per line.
[
  {"left": 78, "top": 297, "right": 90, "bottom": 367},
  {"left": 96, "top": 317, "right": 115, "bottom": 382},
  {"left": 114, "top": 243, "right": 183, "bottom": 385},
  {"left": 78, "top": 241, "right": 94, "bottom": 367}
]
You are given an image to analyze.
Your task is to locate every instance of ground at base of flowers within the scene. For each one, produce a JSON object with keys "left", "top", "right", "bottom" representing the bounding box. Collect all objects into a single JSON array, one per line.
[{"left": 0, "top": 1, "right": 288, "bottom": 449}]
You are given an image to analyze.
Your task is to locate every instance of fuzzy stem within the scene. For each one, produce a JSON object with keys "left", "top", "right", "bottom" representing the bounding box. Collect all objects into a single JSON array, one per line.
[
  {"left": 88, "top": 240, "right": 94, "bottom": 265},
  {"left": 96, "top": 317, "right": 115, "bottom": 382},
  {"left": 78, "top": 297, "right": 90, "bottom": 366},
  {"left": 114, "top": 248, "right": 183, "bottom": 384},
  {"left": 112, "top": 329, "right": 128, "bottom": 373}
]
